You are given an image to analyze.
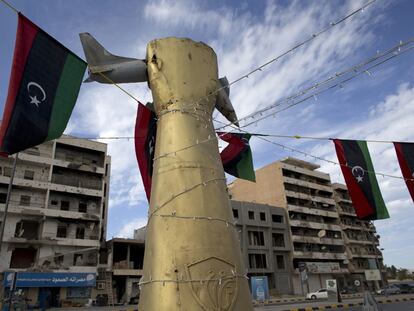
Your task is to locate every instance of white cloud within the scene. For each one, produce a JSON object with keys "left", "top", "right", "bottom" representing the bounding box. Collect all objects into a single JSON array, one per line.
[{"left": 116, "top": 217, "right": 148, "bottom": 238}]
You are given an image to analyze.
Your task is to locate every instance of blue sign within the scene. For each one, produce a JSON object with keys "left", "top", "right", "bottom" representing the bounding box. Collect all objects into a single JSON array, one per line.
[
  {"left": 250, "top": 276, "right": 269, "bottom": 301},
  {"left": 3, "top": 272, "right": 96, "bottom": 288}
]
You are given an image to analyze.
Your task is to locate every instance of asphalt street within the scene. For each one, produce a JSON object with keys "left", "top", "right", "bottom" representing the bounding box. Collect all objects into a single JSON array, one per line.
[{"left": 254, "top": 299, "right": 414, "bottom": 311}]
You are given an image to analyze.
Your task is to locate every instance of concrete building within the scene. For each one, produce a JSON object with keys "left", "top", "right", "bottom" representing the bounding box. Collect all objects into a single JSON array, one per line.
[
  {"left": 231, "top": 201, "right": 292, "bottom": 295},
  {"left": 0, "top": 136, "right": 110, "bottom": 307},
  {"left": 103, "top": 238, "right": 144, "bottom": 305},
  {"left": 228, "top": 158, "right": 350, "bottom": 294},
  {"left": 333, "top": 183, "right": 385, "bottom": 289}
]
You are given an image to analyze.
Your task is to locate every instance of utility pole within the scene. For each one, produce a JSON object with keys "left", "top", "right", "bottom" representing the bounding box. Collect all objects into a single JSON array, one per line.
[
  {"left": 0, "top": 153, "right": 18, "bottom": 249},
  {"left": 138, "top": 38, "right": 253, "bottom": 310}
]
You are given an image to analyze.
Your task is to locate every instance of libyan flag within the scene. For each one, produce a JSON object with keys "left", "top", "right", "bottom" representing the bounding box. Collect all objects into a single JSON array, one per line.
[
  {"left": 333, "top": 139, "right": 389, "bottom": 220},
  {"left": 394, "top": 142, "right": 414, "bottom": 203},
  {"left": 218, "top": 132, "right": 256, "bottom": 182},
  {"left": 134, "top": 103, "right": 157, "bottom": 201},
  {"left": 0, "top": 13, "right": 86, "bottom": 155}
]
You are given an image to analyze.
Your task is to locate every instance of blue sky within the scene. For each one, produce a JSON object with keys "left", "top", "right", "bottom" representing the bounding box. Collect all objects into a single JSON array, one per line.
[{"left": 1, "top": 0, "right": 414, "bottom": 269}]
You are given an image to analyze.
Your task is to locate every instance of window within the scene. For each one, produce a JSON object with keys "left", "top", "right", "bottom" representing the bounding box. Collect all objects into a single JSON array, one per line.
[
  {"left": 51, "top": 200, "right": 58, "bottom": 206},
  {"left": 272, "top": 233, "right": 285, "bottom": 247},
  {"left": 20, "top": 195, "right": 31, "bottom": 206},
  {"left": 259, "top": 212, "right": 266, "bottom": 221},
  {"left": 232, "top": 209, "right": 239, "bottom": 219},
  {"left": 248, "top": 211, "right": 254, "bottom": 220},
  {"left": 24, "top": 170, "right": 34, "bottom": 180},
  {"left": 61, "top": 200, "right": 70, "bottom": 211},
  {"left": 73, "top": 253, "right": 83, "bottom": 265},
  {"left": 272, "top": 214, "right": 283, "bottom": 223},
  {"left": 56, "top": 225, "right": 67, "bottom": 238},
  {"left": 0, "top": 193, "right": 7, "bottom": 204},
  {"left": 78, "top": 202, "right": 87, "bottom": 213},
  {"left": 54, "top": 253, "right": 64, "bottom": 265},
  {"left": 4, "top": 167, "right": 11, "bottom": 177},
  {"left": 248, "top": 231, "right": 265, "bottom": 246},
  {"left": 76, "top": 227, "right": 85, "bottom": 239},
  {"left": 276, "top": 255, "right": 285, "bottom": 270},
  {"left": 248, "top": 254, "right": 267, "bottom": 269}
]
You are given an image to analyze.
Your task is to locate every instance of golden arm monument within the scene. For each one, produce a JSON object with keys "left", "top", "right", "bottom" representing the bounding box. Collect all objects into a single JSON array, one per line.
[{"left": 79, "top": 35, "right": 253, "bottom": 311}]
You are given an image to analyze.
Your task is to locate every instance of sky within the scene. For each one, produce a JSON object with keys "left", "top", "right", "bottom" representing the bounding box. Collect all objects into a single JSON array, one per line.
[{"left": 0, "top": 0, "right": 414, "bottom": 269}]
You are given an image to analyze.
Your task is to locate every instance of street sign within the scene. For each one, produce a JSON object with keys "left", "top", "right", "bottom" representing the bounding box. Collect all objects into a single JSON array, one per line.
[{"left": 364, "top": 269, "right": 381, "bottom": 281}]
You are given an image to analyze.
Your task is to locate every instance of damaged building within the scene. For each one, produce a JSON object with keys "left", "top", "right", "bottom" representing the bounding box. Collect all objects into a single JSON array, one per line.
[{"left": 0, "top": 136, "right": 110, "bottom": 308}]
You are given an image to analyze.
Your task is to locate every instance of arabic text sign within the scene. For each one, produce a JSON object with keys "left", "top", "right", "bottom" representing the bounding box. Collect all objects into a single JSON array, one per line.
[{"left": 3, "top": 272, "right": 96, "bottom": 287}]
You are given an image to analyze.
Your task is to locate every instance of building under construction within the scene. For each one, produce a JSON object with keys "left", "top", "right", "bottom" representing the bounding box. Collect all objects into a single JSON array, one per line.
[{"left": 0, "top": 136, "right": 110, "bottom": 308}]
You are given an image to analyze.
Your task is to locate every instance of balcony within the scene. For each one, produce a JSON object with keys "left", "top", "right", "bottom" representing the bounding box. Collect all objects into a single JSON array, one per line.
[
  {"left": 287, "top": 204, "right": 338, "bottom": 218},
  {"left": 293, "top": 251, "right": 347, "bottom": 260},
  {"left": 285, "top": 190, "right": 336, "bottom": 206},
  {"left": 289, "top": 219, "right": 341, "bottom": 231},
  {"left": 283, "top": 176, "right": 333, "bottom": 193},
  {"left": 291, "top": 235, "right": 344, "bottom": 245}
]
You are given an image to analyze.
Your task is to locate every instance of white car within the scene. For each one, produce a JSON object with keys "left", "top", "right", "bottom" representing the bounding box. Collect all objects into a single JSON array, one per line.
[{"left": 306, "top": 288, "right": 328, "bottom": 300}]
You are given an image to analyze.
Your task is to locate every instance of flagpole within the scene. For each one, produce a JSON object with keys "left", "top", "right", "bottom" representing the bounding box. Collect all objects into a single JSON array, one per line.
[{"left": 0, "top": 153, "right": 19, "bottom": 251}]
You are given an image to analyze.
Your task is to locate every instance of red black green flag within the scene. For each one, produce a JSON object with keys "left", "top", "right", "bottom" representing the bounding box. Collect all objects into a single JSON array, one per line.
[
  {"left": 0, "top": 13, "right": 86, "bottom": 155},
  {"left": 333, "top": 139, "right": 389, "bottom": 220},
  {"left": 393, "top": 142, "right": 414, "bottom": 202},
  {"left": 134, "top": 103, "right": 157, "bottom": 201},
  {"left": 218, "top": 132, "right": 256, "bottom": 182}
]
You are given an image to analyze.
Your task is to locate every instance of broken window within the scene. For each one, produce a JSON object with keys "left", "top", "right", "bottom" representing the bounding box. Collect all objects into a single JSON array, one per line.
[
  {"left": 232, "top": 209, "right": 239, "bottom": 219},
  {"left": 76, "top": 226, "right": 85, "bottom": 239},
  {"left": 272, "top": 214, "right": 283, "bottom": 223},
  {"left": 248, "top": 231, "right": 265, "bottom": 246},
  {"left": 50, "top": 200, "right": 58, "bottom": 206},
  {"left": 24, "top": 170, "right": 34, "bottom": 180},
  {"left": 0, "top": 193, "right": 7, "bottom": 204},
  {"left": 248, "top": 211, "right": 254, "bottom": 220},
  {"left": 248, "top": 254, "right": 267, "bottom": 269},
  {"left": 10, "top": 248, "right": 37, "bottom": 268},
  {"left": 14, "top": 220, "right": 39, "bottom": 239},
  {"left": 54, "top": 253, "right": 64, "bottom": 266},
  {"left": 4, "top": 167, "right": 11, "bottom": 177},
  {"left": 259, "top": 212, "right": 266, "bottom": 221},
  {"left": 61, "top": 200, "right": 70, "bottom": 211},
  {"left": 57, "top": 225, "right": 67, "bottom": 238},
  {"left": 19, "top": 195, "right": 31, "bottom": 206},
  {"left": 73, "top": 253, "right": 83, "bottom": 266},
  {"left": 78, "top": 202, "right": 87, "bottom": 213},
  {"left": 272, "top": 233, "right": 285, "bottom": 247}
]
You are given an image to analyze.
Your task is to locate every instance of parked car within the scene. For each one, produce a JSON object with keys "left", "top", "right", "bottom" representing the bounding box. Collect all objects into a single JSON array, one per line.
[
  {"left": 376, "top": 285, "right": 401, "bottom": 295},
  {"left": 394, "top": 283, "right": 414, "bottom": 294},
  {"left": 306, "top": 288, "right": 328, "bottom": 300}
]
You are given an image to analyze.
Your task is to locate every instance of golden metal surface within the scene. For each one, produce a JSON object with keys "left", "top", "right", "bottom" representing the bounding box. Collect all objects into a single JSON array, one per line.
[{"left": 138, "top": 37, "right": 253, "bottom": 310}]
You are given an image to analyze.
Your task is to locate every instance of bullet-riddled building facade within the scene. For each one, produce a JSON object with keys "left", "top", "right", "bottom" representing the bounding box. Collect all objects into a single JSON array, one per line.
[
  {"left": 0, "top": 136, "right": 110, "bottom": 307},
  {"left": 332, "top": 183, "right": 385, "bottom": 288},
  {"left": 228, "top": 157, "right": 384, "bottom": 294}
]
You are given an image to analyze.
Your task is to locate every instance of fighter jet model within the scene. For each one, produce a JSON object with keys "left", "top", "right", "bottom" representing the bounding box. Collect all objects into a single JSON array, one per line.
[{"left": 79, "top": 33, "right": 239, "bottom": 125}]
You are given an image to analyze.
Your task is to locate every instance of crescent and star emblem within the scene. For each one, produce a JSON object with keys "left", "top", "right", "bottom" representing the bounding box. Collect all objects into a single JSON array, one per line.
[
  {"left": 27, "top": 82, "right": 46, "bottom": 108},
  {"left": 351, "top": 165, "right": 365, "bottom": 183}
]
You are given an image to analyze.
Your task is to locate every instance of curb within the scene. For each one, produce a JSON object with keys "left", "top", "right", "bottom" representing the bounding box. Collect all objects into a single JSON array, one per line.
[{"left": 254, "top": 296, "right": 414, "bottom": 310}]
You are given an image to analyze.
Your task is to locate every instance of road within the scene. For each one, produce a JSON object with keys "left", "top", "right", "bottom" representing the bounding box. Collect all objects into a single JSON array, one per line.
[{"left": 254, "top": 296, "right": 414, "bottom": 311}]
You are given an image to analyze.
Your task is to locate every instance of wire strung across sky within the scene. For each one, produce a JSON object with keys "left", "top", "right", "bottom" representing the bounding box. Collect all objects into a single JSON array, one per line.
[
  {"left": 191, "top": 0, "right": 377, "bottom": 108},
  {"left": 215, "top": 38, "right": 414, "bottom": 130}
]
